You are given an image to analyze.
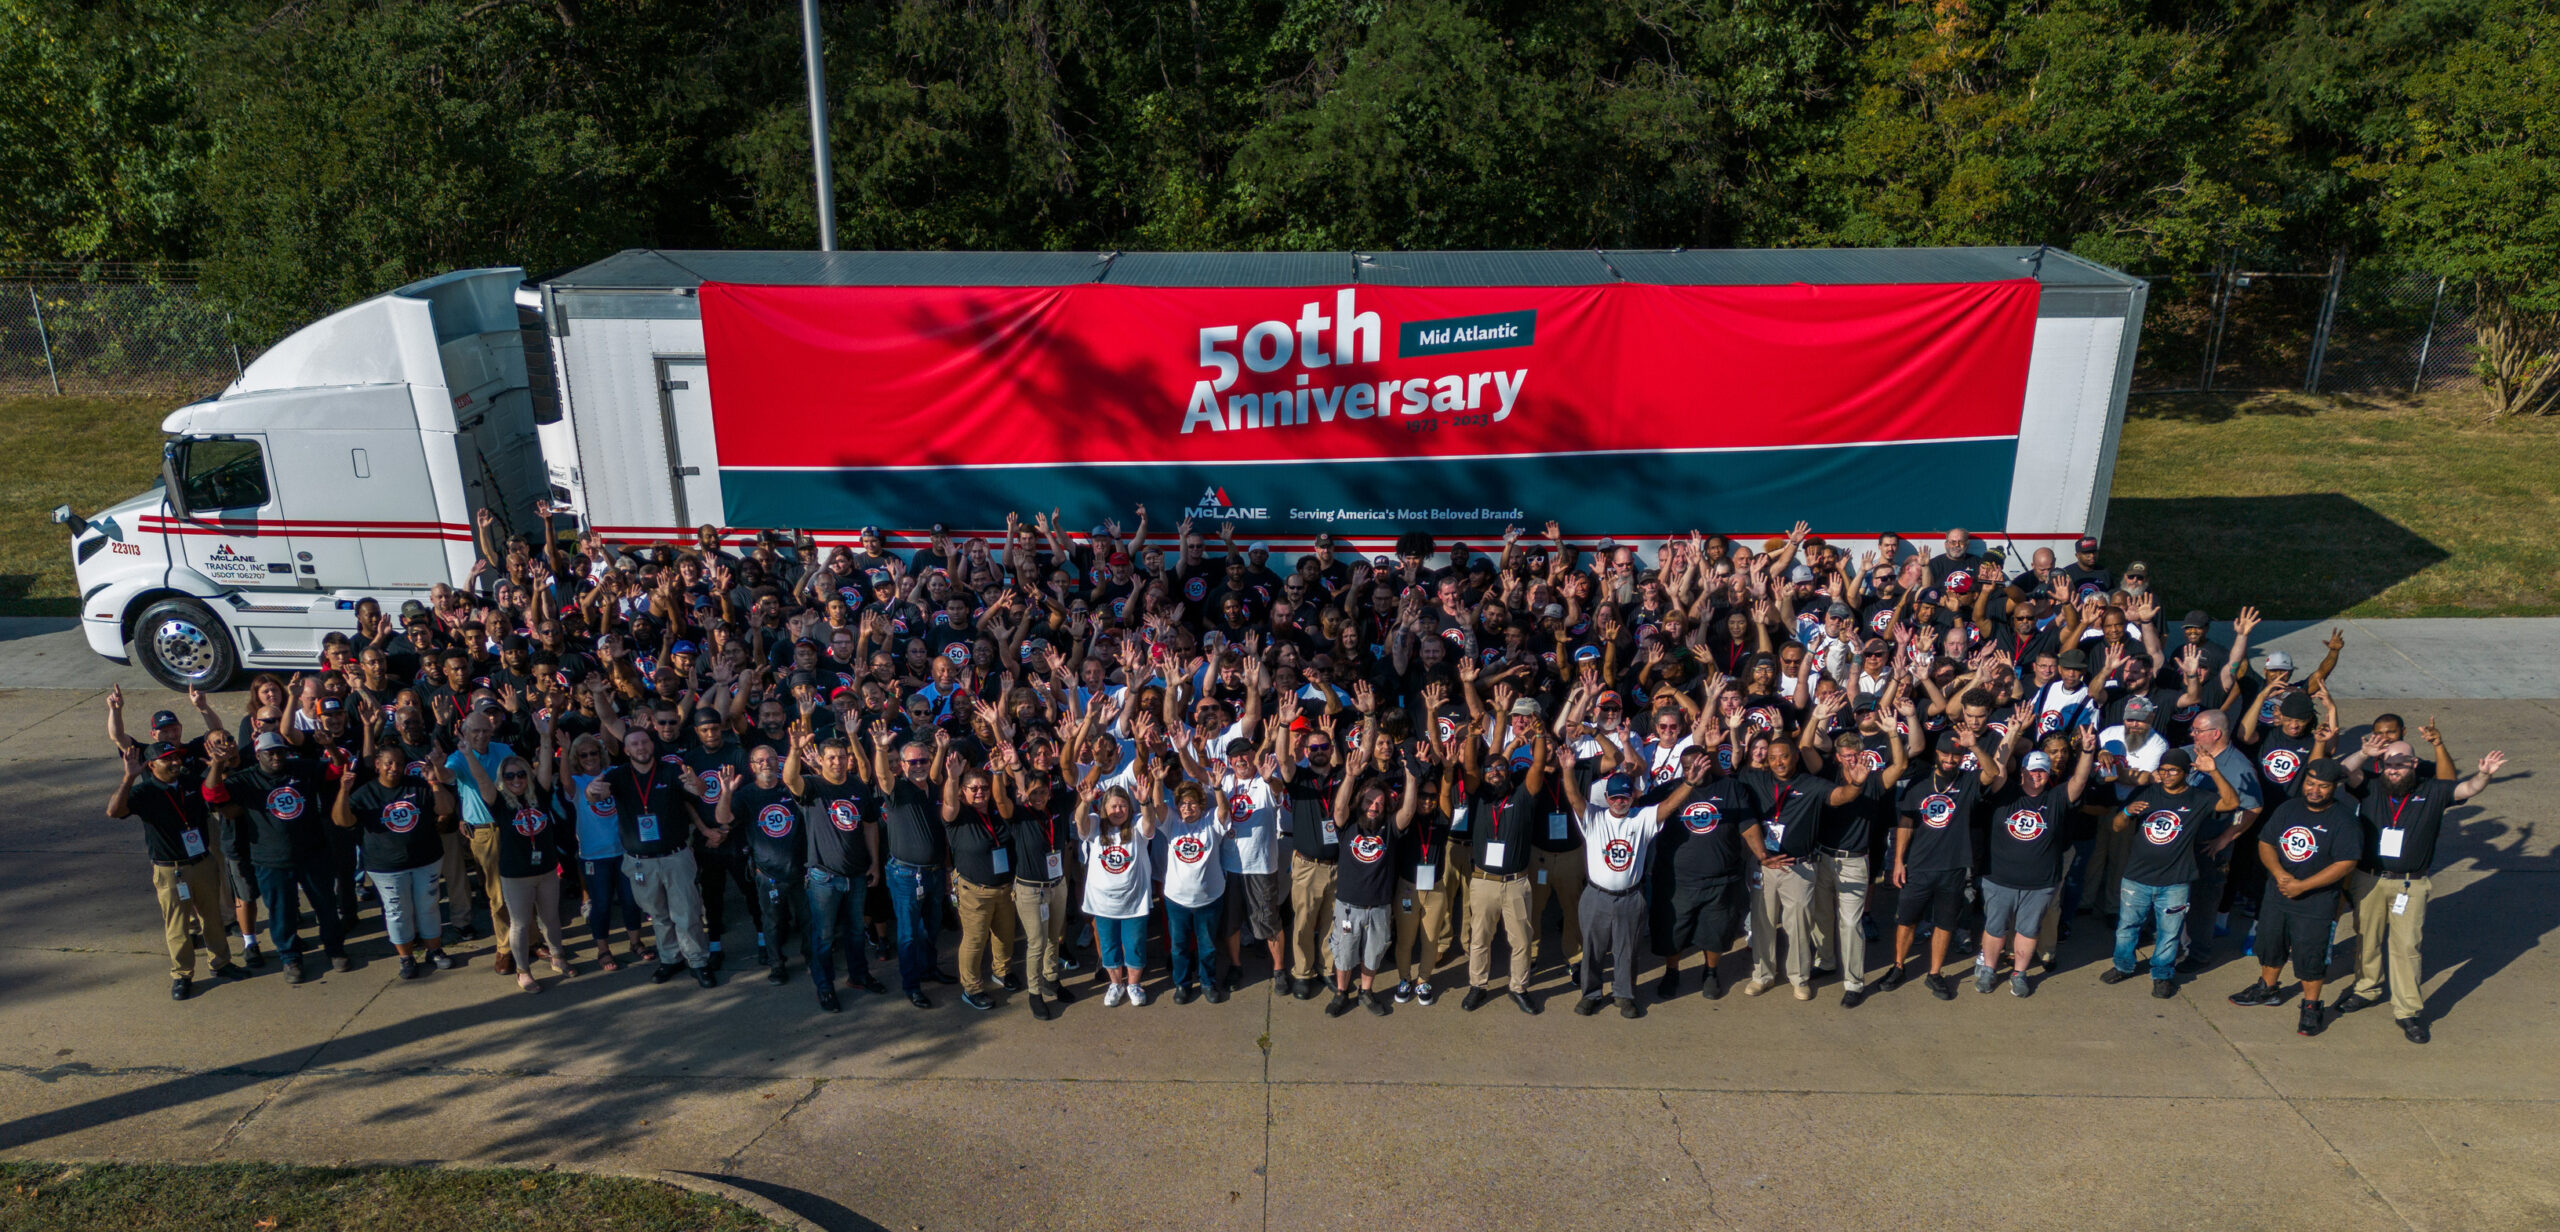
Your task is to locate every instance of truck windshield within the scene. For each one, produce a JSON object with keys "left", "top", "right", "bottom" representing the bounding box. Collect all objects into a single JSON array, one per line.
[{"left": 174, "top": 437, "right": 269, "bottom": 512}]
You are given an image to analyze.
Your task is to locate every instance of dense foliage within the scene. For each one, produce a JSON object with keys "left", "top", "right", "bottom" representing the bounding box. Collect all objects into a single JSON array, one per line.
[{"left": 2, "top": 0, "right": 2553, "bottom": 408}]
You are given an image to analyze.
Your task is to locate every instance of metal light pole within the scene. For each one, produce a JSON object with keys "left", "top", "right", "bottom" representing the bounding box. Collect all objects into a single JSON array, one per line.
[{"left": 800, "top": 0, "right": 838, "bottom": 251}]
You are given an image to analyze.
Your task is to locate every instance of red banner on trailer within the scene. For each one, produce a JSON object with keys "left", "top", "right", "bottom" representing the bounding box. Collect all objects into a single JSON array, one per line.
[{"left": 699, "top": 280, "right": 2040, "bottom": 470}]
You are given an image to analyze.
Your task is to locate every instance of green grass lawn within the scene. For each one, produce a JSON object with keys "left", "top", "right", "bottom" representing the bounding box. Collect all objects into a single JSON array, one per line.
[
  {"left": 4, "top": 388, "right": 2554, "bottom": 620},
  {"left": 0, "top": 1161, "right": 782, "bottom": 1232}
]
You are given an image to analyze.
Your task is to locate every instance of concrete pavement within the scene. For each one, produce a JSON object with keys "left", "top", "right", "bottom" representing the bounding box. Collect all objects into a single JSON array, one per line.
[{"left": 1, "top": 678, "right": 2555, "bottom": 1229}]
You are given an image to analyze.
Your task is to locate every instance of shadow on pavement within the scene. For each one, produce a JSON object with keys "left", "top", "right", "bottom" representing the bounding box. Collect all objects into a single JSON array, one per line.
[{"left": 679, "top": 1172, "right": 891, "bottom": 1232}]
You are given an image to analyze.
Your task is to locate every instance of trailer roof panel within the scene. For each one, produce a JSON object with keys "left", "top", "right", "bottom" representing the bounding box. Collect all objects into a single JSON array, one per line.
[
  {"left": 1353, "top": 251, "right": 1618, "bottom": 285},
  {"left": 551, "top": 249, "right": 1107, "bottom": 289},
  {"left": 1100, "top": 251, "right": 1353, "bottom": 286},
  {"left": 1604, "top": 246, "right": 2138, "bottom": 289}
]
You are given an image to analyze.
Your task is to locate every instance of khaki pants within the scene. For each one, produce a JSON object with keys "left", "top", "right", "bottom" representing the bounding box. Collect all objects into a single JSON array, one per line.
[
  {"left": 624, "top": 849, "right": 709, "bottom": 968},
  {"left": 1530, "top": 847, "right": 1587, "bottom": 969},
  {"left": 1464, "top": 873, "right": 1534, "bottom": 992},
  {"left": 1810, "top": 851, "right": 1872, "bottom": 990},
  {"left": 2085, "top": 818, "right": 2135, "bottom": 914},
  {"left": 440, "top": 830, "right": 474, "bottom": 933},
  {"left": 1750, "top": 862, "right": 1818, "bottom": 987},
  {"left": 1393, "top": 877, "right": 1455, "bottom": 984},
  {"left": 467, "top": 825, "right": 513, "bottom": 941},
  {"left": 153, "top": 859, "right": 233, "bottom": 979},
  {"left": 1288, "top": 854, "right": 1338, "bottom": 981},
  {"left": 1011, "top": 877, "right": 1068, "bottom": 992},
  {"left": 2347, "top": 870, "right": 2432, "bottom": 1020},
  {"left": 953, "top": 874, "right": 1019, "bottom": 994}
]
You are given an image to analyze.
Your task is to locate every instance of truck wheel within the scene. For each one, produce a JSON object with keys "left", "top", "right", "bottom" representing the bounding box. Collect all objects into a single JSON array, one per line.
[{"left": 132, "top": 597, "right": 237, "bottom": 692}]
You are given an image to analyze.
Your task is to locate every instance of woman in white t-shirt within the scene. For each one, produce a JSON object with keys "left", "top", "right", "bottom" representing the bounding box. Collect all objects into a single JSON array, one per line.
[
  {"left": 1156, "top": 780, "right": 1234, "bottom": 1004},
  {"left": 1078, "top": 768, "right": 1161, "bottom": 1007}
]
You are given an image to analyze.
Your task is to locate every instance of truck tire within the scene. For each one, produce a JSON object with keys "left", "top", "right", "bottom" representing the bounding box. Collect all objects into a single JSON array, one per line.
[{"left": 132, "top": 597, "right": 237, "bottom": 692}]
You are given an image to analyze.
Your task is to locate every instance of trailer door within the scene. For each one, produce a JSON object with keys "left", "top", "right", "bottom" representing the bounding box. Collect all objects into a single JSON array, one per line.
[{"left": 656, "top": 357, "right": 722, "bottom": 529}]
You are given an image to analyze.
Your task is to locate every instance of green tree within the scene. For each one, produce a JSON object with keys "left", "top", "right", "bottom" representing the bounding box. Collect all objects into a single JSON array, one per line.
[{"left": 0, "top": 0, "right": 216, "bottom": 264}]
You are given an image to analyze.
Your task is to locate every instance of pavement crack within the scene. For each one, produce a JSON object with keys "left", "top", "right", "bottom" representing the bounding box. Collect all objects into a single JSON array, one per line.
[
  {"left": 1659, "top": 1091, "right": 1736, "bottom": 1230},
  {"left": 214, "top": 961, "right": 398, "bottom": 1153},
  {"left": 718, "top": 1077, "right": 825, "bottom": 1175}
]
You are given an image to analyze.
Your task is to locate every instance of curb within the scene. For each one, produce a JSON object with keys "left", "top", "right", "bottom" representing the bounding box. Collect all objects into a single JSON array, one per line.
[{"left": 645, "top": 1168, "right": 831, "bottom": 1232}]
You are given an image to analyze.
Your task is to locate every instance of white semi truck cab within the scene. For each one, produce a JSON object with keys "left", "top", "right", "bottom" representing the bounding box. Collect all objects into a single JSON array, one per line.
[{"left": 58, "top": 268, "right": 550, "bottom": 689}]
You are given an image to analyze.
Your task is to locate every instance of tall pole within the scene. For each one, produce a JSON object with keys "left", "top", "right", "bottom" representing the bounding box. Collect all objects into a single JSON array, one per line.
[{"left": 800, "top": 0, "right": 838, "bottom": 252}]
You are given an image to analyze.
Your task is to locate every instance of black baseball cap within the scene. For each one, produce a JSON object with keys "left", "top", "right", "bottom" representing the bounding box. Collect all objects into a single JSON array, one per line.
[
  {"left": 149, "top": 709, "right": 181, "bottom": 729},
  {"left": 2181, "top": 610, "right": 2211, "bottom": 630},
  {"left": 2306, "top": 758, "right": 2347, "bottom": 784}
]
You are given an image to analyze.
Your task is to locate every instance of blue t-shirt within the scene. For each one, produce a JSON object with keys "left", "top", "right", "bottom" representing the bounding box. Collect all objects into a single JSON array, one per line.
[{"left": 444, "top": 742, "right": 517, "bottom": 829}]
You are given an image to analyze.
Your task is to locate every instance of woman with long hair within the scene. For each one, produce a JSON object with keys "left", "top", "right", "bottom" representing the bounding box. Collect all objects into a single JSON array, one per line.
[
  {"left": 1077, "top": 771, "right": 1160, "bottom": 1007},
  {"left": 459, "top": 741, "right": 571, "bottom": 992}
]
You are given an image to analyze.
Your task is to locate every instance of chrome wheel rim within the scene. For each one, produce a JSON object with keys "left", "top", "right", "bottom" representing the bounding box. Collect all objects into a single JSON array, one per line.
[{"left": 150, "top": 617, "right": 218, "bottom": 682}]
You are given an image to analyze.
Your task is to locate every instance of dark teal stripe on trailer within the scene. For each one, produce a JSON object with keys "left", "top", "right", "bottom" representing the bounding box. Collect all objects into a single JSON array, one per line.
[{"left": 720, "top": 439, "right": 2017, "bottom": 538}]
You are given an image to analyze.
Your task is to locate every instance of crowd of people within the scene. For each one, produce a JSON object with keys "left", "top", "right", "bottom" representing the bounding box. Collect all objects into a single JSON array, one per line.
[{"left": 103, "top": 510, "right": 2508, "bottom": 1043}]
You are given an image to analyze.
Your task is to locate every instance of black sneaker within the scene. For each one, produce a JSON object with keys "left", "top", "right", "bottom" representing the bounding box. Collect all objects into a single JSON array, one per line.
[
  {"left": 1415, "top": 982, "right": 1438, "bottom": 1007},
  {"left": 171, "top": 976, "right": 193, "bottom": 1001},
  {"left": 816, "top": 987, "right": 842, "bottom": 1013},
  {"left": 2098, "top": 966, "right": 2139, "bottom": 985},
  {"left": 1573, "top": 995, "right": 1604, "bottom": 1017},
  {"left": 1029, "top": 994, "right": 1054, "bottom": 1021},
  {"left": 398, "top": 957, "right": 422, "bottom": 981},
  {"left": 930, "top": 969, "right": 959, "bottom": 985},
  {"left": 998, "top": 973, "right": 1023, "bottom": 993},
  {"left": 2229, "top": 981, "right": 2280, "bottom": 1007},
  {"left": 2297, "top": 1000, "right": 2327, "bottom": 1037},
  {"left": 961, "top": 991, "right": 993, "bottom": 1011},
  {"left": 1293, "top": 977, "right": 1320, "bottom": 1001},
  {"left": 908, "top": 990, "right": 933, "bottom": 1008},
  {"left": 1049, "top": 983, "right": 1075, "bottom": 1005},
  {"left": 286, "top": 961, "right": 311, "bottom": 986},
  {"left": 1461, "top": 987, "right": 1493, "bottom": 1012},
  {"left": 1876, "top": 966, "right": 1907, "bottom": 993},
  {"left": 211, "top": 961, "right": 249, "bottom": 980},
  {"left": 1173, "top": 985, "right": 1197, "bottom": 1005},
  {"left": 1702, "top": 971, "right": 1724, "bottom": 1001},
  {"left": 693, "top": 968, "right": 717, "bottom": 988},
  {"left": 243, "top": 947, "right": 266, "bottom": 969},
  {"left": 705, "top": 949, "right": 725, "bottom": 974},
  {"left": 1362, "top": 990, "right": 1390, "bottom": 1016},
  {"left": 2151, "top": 979, "right": 2177, "bottom": 999},
  {"left": 1925, "top": 973, "right": 1954, "bottom": 1001},
  {"left": 858, "top": 974, "right": 888, "bottom": 995},
  {"left": 2175, "top": 950, "right": 2209, "bottom": 974},
  {"left": 1205, "top": 981, "right": 1228, "bottom": 1004},
  {"left": 1510, "top": 991, "right": 1540, "bottom": 1015},
  {"left": 428, "top": 951, "right": 458, "bottom": 972},
  {"left": 2332, "top": 990, "right": 2380, "bottom": 1015},
  {"left": 651, "top": 963, "right": 682, "bottom": 985},
  {"left": 330, "top": 956, "right": 354, "bottom": 973},
  {"left": 766, "top": 965, "right": 790, "bottom": 986},
  {"left": 1325, "top": 990, "right": 1354, "bottom": 1018},
  {"left": 1223, "top": 968, "right": 1243, "bottom": 993},
  {"left": 2399, "top": 1017, "right": 2430, "bottom": 1044},
  {"left": 1838, "top": 986, "right": 1868, "bottom": 1010},
  {"left": 1617, "top": 997, "right": 1644, "bottom": 1019},
  {"left": 1655, "top": 972, "right": 1680, "bottom": 999}
]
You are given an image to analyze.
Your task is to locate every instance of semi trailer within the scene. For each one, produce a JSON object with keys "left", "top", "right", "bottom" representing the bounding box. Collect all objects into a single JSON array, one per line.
[{"left": 56, "top": 247, "right": 2146, "bottom": 690}]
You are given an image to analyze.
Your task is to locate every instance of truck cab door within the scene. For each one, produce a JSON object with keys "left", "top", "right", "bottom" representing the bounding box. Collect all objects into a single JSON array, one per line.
[{"left": 161, "top": 435, "right": 302, "bottom": 593}]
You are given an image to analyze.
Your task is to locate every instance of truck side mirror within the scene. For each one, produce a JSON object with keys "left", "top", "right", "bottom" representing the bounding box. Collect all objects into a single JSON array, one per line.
[
  {"left": 51, "top": 504, "right": 86, "bottom": 535},
  {"left": 161, "top": 440, "right": 191, "bottom": 518}
]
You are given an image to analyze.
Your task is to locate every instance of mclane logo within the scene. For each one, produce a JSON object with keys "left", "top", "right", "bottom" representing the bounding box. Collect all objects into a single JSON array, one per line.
[
  {"left": 826, "top": 798, "right": 862, "bottom": 832},
  {"left": 2278, "top": 825, "right": 2319, "bottom": 862},
  {"left": 1180, "top": 291, "right": 1530, "bottom": 435},
  {"left": 1172, "top": 834, "right": 1212, "bottom": 864},
  {"left": 1348, "top": 833, "right": 1387, "bottom": 864},
  {"left": 1920, "top": 793, "right": 1958, "bottom": 829},
  {"left": 1228, "top": 791, "right": 1255, "bottom": 822},
  {"left": 1602, "top": 837, "right": 1637, "bottom": 872},
  {"left": 2141, "top": 810, "right": 2185, "bottom": 846},
  {"left": 760, "top": 802, "right": 797, "bottom": 838},
  {"left": 512, "top": 806, "right": 548, "bottom": 838},
  {"left": 1182, "top": 485, "right": 1269, "bottom": 520},
  {"left": 2261, "top": 747, "right": 2304, "bottom": 785},
  {"left": 1681, "top": 800, "right": 1721, "bottom": 835},
  {"left": 266, "top": 785, "right": 305, "bottom": 821},
  {"left": 1099, "top": 844, "right": 1134, "bottom": 875},
  {"left": 381, "top": 798, "right": 421, "bottom": 833},
  {"left": 2004, "top": 808, "right": 2048, "bottom": 842}
]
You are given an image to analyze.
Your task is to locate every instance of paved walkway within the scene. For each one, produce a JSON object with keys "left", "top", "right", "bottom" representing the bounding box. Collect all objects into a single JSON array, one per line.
[{"left": 2, "top": 666, "right": 2555, "bottom": 1227}]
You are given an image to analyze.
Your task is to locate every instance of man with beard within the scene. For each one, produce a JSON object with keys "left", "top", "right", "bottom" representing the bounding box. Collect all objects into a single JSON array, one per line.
[
  {"left": 1453, "top": 715, "right": 1550, "bottom": 1013},
  {"left": 2332, "top": 731, "right": 2507, "bottom": 1043}
]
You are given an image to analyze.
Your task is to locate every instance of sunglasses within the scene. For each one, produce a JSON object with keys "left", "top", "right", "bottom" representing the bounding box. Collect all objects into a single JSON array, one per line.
[
  {"left": 901, "top": 758, "right": 930, "bottom": 768},
  {"left": 502, "top": 770, "right": 529, "bottom": 780}
]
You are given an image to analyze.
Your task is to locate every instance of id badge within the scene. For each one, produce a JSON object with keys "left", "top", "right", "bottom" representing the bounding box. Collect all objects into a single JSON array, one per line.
[
  {"left": 991, "top": 849, "right": 1011, "bottom": 876},
  {"left": 1547, "top": 812, "right": 1568, "bottom": 841},
  {"left": 1046, "top": 852, "right": 1065, "bottom": 880},
  {"left": 176, "top": 879, "right": 194, "bottom": 901},
  {"left": 1320, "top": 818, "right": 1338, "bottom": 845},
  {"left": 1535, "top": 867, "right": 1548, "bottom": 885},
  {"left": 2377, "top": 829, "right": 2405, "bottom": 859},
  {"left": 1766, "top": 822, "right": 1787, "bottom": 849},
  {"left": 2391, "top": 893, "right": 2409, "bottom": 916},
  {"left": 1450, "top": 806, "right": 1470, "bottom": 834},
  {"left": 181, "top": 828, "right": 207, "bottom": 859},
  {"left": 1038, "top": 903, "right": 1051, "bottom": 922},
  {"left": 636, "top": 813, "right": 661, "bottom": 845},
  {"left": 1485, "top": 840, "right": 1507, "bottom": 869},
  {"left": 1416, "top": 864, "right": 1438, "bottom": 892}
]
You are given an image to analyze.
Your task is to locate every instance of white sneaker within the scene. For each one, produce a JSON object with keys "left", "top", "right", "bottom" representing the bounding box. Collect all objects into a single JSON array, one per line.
[
  {"left": 1125, "top": 984, "right": 1148, "bottom": 1007},
  {"left": 1104, "top": 984, "right": 1125, "bottom": 1007}
]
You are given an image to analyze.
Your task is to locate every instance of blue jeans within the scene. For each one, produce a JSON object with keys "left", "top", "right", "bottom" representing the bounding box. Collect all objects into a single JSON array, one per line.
[
  {"left": 1166, "top": 896, "right": 1221, "bottom": 989},
  {"left": 804, "top": 867, "right": 874, "bottom": 989},
  {"left": 2113, "top": 880, "right": 2190, "bottom": 980},
  {"left": 581, "top": 857, "right": 645, "bottom": 950},
  {"left": 367, "top": 863, "right": 442, "bottom": 947},
  {"left": 886, "top": 859, "right": 945, "bottom": 992},
  {"left": 1094, "top": 915, "right": 1147, "bottom": 971},
  {"left": 254, "top": 862, "right": 344, "bottom": 959}
]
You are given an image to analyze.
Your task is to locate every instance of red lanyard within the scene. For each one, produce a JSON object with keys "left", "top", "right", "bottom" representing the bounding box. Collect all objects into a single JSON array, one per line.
[
  {"left": 2386, "top": 791, "right": 2417, "bottom": 829},
  {"left": 977, "top": 806, "right": 1003, "bottom": 845},
  {"left": 634, "top": 760, "right": 661, "bottom": 810}
]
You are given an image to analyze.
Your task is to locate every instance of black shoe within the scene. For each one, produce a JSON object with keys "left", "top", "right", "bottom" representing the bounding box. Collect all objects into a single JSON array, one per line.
[
  {"left": 2297, "top": 1000, "right": 2327, "bottom": 1037},
  {"left": 1617, "top": 997, "right": 1644, "bottom": 1019},
  {"left": 908, "top": 990, "right": 934, "bottom": 1008},
  {"left": 1655, "top": 973, "right": 1680, "bottom": 999},
  {"left": 171, "top": 976, "right": 193, "bottom": 1001},
  {"left": 1702, "top": 971, "right": 1724, "bottom": 1001},
  {"left": 1573, "top": 995, "right": 1605, "bottom": 1017},
  {"left": 1461, "top": 987, "right": 1493, "bottom": 1012},
  {"left": 652, "top": 963, "right": 682, "bottom": 985},
  {"left": 705, "top": 949, "right": 725, "bottom": 973},
  {"left": 1325, "top": 991, "right": 1354, "bottom": 1018},
  {"left": 428, "top": 951, "right": 458, "bottom": 971},
  {"left": 1839, "top": 986, "right": 1868, "bottom": 1010},
  {"left": 2175, "top": 953, "right": 2207, "bottom": 974},
  {"left": 1173, "top": 985, "right": 1197, "bottom": 1005},
  {"left": 816, "top": 987, "right": 842, "bottom": 1013},
  {"left": 2332, "top": 990, "right": 2380, "bottom": 1015},
  {"left": 1223, "top": 967, "right": 1244, "bottom": 992},
  {"left": 858, "top": 974, "right": 888, "bottom": 995},
  {"left": 1362, "top": 990, "right": 1390, "bottom": 1017},
  {"left": 961, "top": 991, "right": 993, "bottom": 1011},
  {"left": 2151, "top": 979, "right": 2177, "bottom": 999},
  {"left": 211, "top": 962, "right": 249, "bottom": 980},
  {"left": 1925, "top": 973, "right": 1954, "bottom": 1001},
  {"left": 1877, "top": 966, "right": 1907, "bottom": 993},
  {"left": 2229, "top": 981, "right": 2280, "bottom": 1007},
  {"left": 1511, "top": 990, "right": 1540, "bottom": 1015},
  {"left": 694, "top": 968, "right": 717, "bottom": 988},
  {"left": 999, "top": 973, "right": 1023, "bottom": 993},
  {"left": 1029, "top": 995, "right": 1054, "bottom": 1021},
  {"left": 1293, "top": 977, "right": 1320, "bottom": 1001},
  {"left": 766, "top": 965, "right": 790, "bottom": 986},
  {"left": 930, "top": 969, "right": 959, "bottom": 985},
  {"left": 287, "top": 961, "right": 311, "bottom": 986},
  {"left": 330, "top": 956, "right": 354, "bottom": 973},
  {"left": 2098, "top": 966, "right": 2138, "bottom": 985},
  {"left": 398, "top": 957, "right": 422, "bottom": 981},
  {"left": 243, "top": 948, "right": 266, "bottom": 969},
  {"left": 1049, "top": 983, "right": 1075, "bottom": 1005},
  {"left": 2399, "top": 1017, "right": 2430, "bottom": 1044},
  {"left": 1206, "top": 981, "right": 1228, "bottom": 1004}
]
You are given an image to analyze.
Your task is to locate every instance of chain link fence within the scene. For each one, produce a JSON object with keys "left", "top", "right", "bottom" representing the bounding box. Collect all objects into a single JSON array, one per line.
[
  {"left": 2130, "top": 258, "right": 2479, "bottom": 397},
  {"left": 0, "top": 263, "right": 253, "bottom": 399}
]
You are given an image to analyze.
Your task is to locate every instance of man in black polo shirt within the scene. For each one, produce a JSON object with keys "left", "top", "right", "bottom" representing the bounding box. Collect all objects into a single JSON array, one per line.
[
  {"left": 871, "top": 726, "right": 956, "bottom": 1006},
  {"left": 941, "top": 748, "right": 1020, "bottom": 1012},
  {"left": 1454, "top": 718, "right": 1548, "bottom": 1013},
  {"left": 107, "top": 742, "right": 244, "bottom": 999},
  {"left": 680, "top": 710, "right": 755, "bottom": 971},
  {"left": 2332, "top": 734, "right": 2506, "bottom": 1042},
  {"left": 2228, "top": 758, "right": 2361, "bottom": 1036},
  {"left": 585, "top": 730, "right": 717, "bottom": 988},
  {"left": 1276, "top": 720, "right": 1345, "bottom": 999},
  {"left": 994, "top": 744, "right": 1076, "bottom": 1019}
]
